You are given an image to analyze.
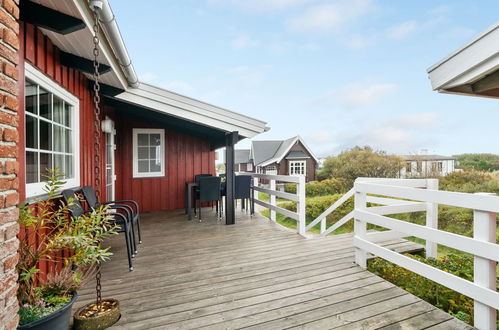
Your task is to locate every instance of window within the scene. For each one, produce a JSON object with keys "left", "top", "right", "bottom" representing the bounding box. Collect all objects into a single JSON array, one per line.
[
  {"left": 266, "top": 165, "right": 277, "bottom": 175},
  {"left": 132, "top": 128, "right": 165, "bottom": 178},
  {"left": 25, "top": 64, "right": 80, "bottom": 197},
  {"left": 405, "top": 162, "right": 412, "bottom": 173},
  {"left": 247, "top": 162, "right": 253, "bottom": 171},
  {"left": 289, "top": 161, "right": 306, "bottom": 176},
  {"left": 437, "top": 161, "right": 443, "bottom": 172}
]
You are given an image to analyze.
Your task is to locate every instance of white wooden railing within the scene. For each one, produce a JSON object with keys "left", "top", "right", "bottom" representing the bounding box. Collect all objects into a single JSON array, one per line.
[
  {"left": 353, "top": 178, "right": 499, "bottom": 330},
  {"left": 250, "top": 173, "right": 307, "bottom": 236},
  {"left": 250, "top": 174, "right": 498, "bottom": 328}
]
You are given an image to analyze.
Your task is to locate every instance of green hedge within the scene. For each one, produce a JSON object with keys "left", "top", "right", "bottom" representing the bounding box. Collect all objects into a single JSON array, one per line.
[
  {"left": 369, "top": 253, "right": 499, "bottom": 326},
  {"left": 279, "top": 194, "right": 354, "bottom": 233},
  {"left": 284, "top": 179, "right": 350, "bottom": 197}
]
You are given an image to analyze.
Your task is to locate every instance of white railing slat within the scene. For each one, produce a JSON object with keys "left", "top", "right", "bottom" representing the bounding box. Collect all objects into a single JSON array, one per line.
[
  {"left": 354, "top": 237, "right": 499, "bottom": 310},
  {"left": 252, "top": 186, "right": 299, "bottom": 201},
  {"left": 366, "top": 196, "right": 421, "bottom": 206},
  {"left": 365, "top": 230, "right": 408, "bottom": 243},
  {"left": 355, "top": 209, "right": 499, "bottom": 262},
  {"left": 355, "top": 182, "right": 499, "bottom": 213},
  {"left": 319, "top": 211, "right": 354, "bottom": 237},
  {"left": 250, "top": 173, "right": 301, "bottom": 183},
  {"left": 306, "top": 188, "right": 355, "bottom": 231},
  {"left": 253, "top": 199, "right": 299, "bottom": 221},
  {"left": 367, "top": 203, "right": 427, "bottom": 215}
]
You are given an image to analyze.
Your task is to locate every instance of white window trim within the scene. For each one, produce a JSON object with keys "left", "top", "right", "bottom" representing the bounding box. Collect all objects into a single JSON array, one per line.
[
  {"left": 289, "top": 160, "right": 306, "bottom": 176},
  {"left": 247, "top": 162, "right": 253, "bottom": 171},
  {"left": 132, "top": 128, "right": 165, "bottom": 178},
  {"left": 25, "top": 63, "right": 80, "bottom": 198}
]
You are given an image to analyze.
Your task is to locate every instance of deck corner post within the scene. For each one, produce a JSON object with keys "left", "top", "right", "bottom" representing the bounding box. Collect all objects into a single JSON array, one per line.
[
  {"left": 354, "top": 183, "right": 367, "bottom": 269},
  {"left": 297, "top": 175, "right": 306, "bottom": 236},
  {"left": 473, "top": 192, "right": 496, "bottom": 330},
  {"left": 225, "top": 131, "right": 238, "bottom": 225},
  {"left": 270, "top": 179, "right": 276, "bottom": 222},
  {"left": 425, "top": 178, "right": 439, "bottom": 259}
]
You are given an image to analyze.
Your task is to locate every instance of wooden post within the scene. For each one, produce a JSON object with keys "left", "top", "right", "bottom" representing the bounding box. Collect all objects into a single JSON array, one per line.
[
  {"left": 270, "top": 179, "right": 276, "bottom": 222},
  {"left": 354, "top": 184, "right": 367, "bottom": 269},
  {"left": 425, "top": 179, "right": 439, "bottom": 259},
  {"left": 297, "top": 176, "right": 306, "bottom": 236},
  {"left": 473, "top": 192, "right": 496, "bottom": 330},
  {"left": 225, "top": 131, "right": 238, "bottom": 225}
]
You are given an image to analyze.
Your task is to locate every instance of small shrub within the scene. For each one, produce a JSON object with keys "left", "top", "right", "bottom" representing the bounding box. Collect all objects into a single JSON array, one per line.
[
  {"left": 284, "top": 179, "right": 350, "bottom": 197},
  {"left": 368, "top": 254, "right": 483, "bottom": 326}
]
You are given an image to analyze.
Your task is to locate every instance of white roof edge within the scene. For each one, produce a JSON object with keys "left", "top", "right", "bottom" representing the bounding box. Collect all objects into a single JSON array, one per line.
[
  {"left": 427, "top": 22, "right": 499, "bottom": 91},
  {"left": 115, "top": 83, "right": 268, "bottom": 139},
  {"left": 427, "top": 22, "right": 499, "bottom": 73},
  {"left": 259, "top": 135, "right": 318, "bottom": 167}
]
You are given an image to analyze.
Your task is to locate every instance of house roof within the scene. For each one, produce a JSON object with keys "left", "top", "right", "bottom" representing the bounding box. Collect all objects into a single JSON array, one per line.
[
  {"left": 401, "top": 155, "right": 456, "bottom": 161},
  {"left": 286, "top": 151, "right": 310, "bottom": 159},
  {"left": 427, "top": 22, "right": 499, "bottom": 98},
  {"left": 235, "top": 149, "right": 250, "bottom": 164},
  {"left": 251, "top": 136, "right": 318, "bottom": 167},
  {"left": 35, "top": 0, "right": 268, "bottom": 142}
]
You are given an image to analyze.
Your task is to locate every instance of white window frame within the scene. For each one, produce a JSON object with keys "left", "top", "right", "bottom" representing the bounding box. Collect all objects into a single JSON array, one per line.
[
  {"left": 25, "top": 63, "right": 80, "bottom": 198},
  {"left": 265, "top": 165, "right": 277, "bottom": 175},
  {"left": 289, "top": 160, "right": 306, "bottom": 176},
  {"left": 132, "top": 128, "right": 165, "bottom": 178},
  {"left": 247, "top": 162, "right": 253, "bottom": 171}
]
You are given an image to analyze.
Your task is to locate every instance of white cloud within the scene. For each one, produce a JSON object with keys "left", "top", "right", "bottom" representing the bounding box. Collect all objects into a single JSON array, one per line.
[
  {"left": 306, "top": 130, "right": 333, "bottom": 144},
  {"left": 319, "top": 81, "right": 398, "bottom": 108},
  {"left": 207, "top": 0, "right": 317, "bottom": 13},
  {"left": 394, "top": 112, "right": 438, "bottom": 129},
  {"left": 231, "top": 34, "right": 261, "bottom": 49},
  {"left": 386, "top": 21, "right": 417, "bottom": 40},
  {"left": 287, "top": 0, "right": 373, "bottom": 35},
  {"left": 229, "top": 65, "right": 272, "bottom": 86}
]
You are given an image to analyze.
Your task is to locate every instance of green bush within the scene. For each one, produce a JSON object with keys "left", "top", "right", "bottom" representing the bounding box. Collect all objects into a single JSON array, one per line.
[
  {"left": 440, "top": 170, "right": 499, "bottom": 195},
  {"left": 368, "top": 253, "right": 499, "bottom": 326},
  {"left": 279, "top": 194, "right": 354, "bottom": 233},
  {"left": 284, "top": 179, "right": 350, "bottom": 197}
]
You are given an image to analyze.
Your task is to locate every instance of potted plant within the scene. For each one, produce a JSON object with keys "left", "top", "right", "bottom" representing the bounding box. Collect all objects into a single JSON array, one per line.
[{"left": 16, "top": 170, "right": 118, "bottom": 329}]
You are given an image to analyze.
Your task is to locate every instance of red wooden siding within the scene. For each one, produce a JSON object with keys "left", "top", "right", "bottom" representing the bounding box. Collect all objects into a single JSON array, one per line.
[{"left": 114, "top": 117, "right": 215, "bottom": 212}]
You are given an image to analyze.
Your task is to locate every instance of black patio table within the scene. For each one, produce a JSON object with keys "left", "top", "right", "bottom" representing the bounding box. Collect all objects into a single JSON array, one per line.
[{"left": 184, "top": 175, "right": 254, "bottom": 221}]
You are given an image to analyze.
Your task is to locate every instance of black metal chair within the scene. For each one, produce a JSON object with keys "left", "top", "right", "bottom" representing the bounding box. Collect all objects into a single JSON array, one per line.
[
  {"left": 193, "top": 174, "right": 213, "bottom": 215},
  {"left": 80, "top": 186, "right": 142, "bottom": 252},
  {"left": 61, "top": 188, "right": 135, "bottom": 271},
  {"left": 235, "top": 175, "right": 252, "bottom": 214},
  {"left": 195, "top": 176, "right": 221, "bottom": 221}
]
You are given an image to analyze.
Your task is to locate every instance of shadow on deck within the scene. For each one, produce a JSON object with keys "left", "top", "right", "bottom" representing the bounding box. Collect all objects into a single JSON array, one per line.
[{"left": 75, "top": 208, "right": 471, "bottom": 329}]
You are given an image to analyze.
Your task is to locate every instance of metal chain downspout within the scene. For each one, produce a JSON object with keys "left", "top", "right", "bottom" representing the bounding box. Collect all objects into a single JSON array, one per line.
[{"left": 92, "top": 9, "right": 103, "bottom": 312}]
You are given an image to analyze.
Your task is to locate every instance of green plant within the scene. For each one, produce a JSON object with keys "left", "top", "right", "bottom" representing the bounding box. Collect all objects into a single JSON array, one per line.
[
  {"left": 368, "top": 253, "right": 499, "bottom": 327},
  {"left": 284, "top": 179, "right": 350, "bottom": 197},
  {"left": 17, "top": 169, "right": 119, "bottom": 325}
]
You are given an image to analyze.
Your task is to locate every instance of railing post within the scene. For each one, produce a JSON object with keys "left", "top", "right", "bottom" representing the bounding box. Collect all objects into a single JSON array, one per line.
[
  {"left": 425, "top": 179, "right": 439, "bottom": 259},
  {"left": 270, "top": 179, "right": 276, "bottom": 222},
  {"left": 320, "top": 217, "right": 326, "bottom": 234},
  {"left": 473, "top": 192, "right": 496, "bottom": 330},
  {"left": 354, "top": 183, "right": 367, "bottom": 269},
  {"left": 252, "top": 177, "right": 259, "bottom": 213},
  {"left": 297, "top": 176, "right": 306, "bottom": 236}
]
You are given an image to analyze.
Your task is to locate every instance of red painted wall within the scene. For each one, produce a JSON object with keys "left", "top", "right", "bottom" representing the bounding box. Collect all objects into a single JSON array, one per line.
[{"left": 20, "top": 23, "right": 216, "bottom": 211}]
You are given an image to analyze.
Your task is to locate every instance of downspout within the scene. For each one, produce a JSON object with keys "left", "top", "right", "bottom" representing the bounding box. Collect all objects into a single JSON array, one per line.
[{"left": 88, "top": 0, "right": 139, "bottom": 88}]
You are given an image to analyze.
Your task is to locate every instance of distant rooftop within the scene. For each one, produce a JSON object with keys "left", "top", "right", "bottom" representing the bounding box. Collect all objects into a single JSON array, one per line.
[{"left": 401, "top": 154, "right": 456, "bottom": 161}]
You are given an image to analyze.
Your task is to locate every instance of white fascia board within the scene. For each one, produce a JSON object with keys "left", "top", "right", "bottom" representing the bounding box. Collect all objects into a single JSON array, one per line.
[
  {"left": 73, "top": 0, "right": 129, "bottom": 89},
  {"left": 273, "top": 136, "right": 319, "bottom": 165},
  {"left": 115, "top": 85, "right": 267, "bottom": 138},
  {"left": 427, "top": 22, "right": 499, "bottom": 91}
]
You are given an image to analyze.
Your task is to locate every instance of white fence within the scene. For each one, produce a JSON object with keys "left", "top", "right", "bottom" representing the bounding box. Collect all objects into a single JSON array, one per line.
[
  {"left": 250, "top": 175, "right": 498, "bottom": 329},
  {"left": 250, "top": 173, "right": 306, "bottom": 236},
  {"left": 353, "top": 178, "right": 498, "bottom": 330}
]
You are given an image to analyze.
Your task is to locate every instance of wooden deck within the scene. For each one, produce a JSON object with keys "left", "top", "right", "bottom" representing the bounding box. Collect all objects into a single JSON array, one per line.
[{"left": 75, "top": 208, "right": 472, "bottom": 329}]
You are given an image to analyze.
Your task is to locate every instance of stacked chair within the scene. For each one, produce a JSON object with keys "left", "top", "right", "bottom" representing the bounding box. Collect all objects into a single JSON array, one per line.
[{"left": 61, "top": 187, "right": 141, "bottom": 271}]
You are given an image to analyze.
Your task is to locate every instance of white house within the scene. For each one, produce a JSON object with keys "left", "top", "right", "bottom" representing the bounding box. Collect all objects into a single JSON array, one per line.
[{"left": 399, "top": 154, "right": 456, "bottom": 178}]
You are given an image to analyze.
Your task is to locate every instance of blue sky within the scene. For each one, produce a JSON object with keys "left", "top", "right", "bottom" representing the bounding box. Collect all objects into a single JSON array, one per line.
[{"left": 111, "top": 0, "right": 498, "bottom": 157}]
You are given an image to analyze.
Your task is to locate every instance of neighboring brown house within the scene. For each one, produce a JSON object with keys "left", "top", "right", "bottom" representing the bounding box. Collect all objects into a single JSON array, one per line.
[{"left": 236, "top": 136, "right": 318, "bottom": 182}]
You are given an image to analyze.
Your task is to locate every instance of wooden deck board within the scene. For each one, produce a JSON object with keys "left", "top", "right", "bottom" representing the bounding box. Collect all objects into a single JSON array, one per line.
[{"left": 74, "top": 208, "right": 470, "bottom": 329}]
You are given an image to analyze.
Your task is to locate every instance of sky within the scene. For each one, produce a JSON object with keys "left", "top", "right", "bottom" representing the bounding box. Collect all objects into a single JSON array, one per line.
[{"left": 111, "top": 0, "right": 499, "bottom": 157}]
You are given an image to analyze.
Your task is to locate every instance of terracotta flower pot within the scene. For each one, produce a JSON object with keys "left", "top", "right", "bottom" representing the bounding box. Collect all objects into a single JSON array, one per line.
[{"left": 73, "top": 299, "right": 121, "bottom": 330}]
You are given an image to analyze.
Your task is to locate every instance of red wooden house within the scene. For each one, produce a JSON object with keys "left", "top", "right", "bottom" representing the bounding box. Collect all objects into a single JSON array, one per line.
[{"left": 18, "top": 0, "right": 267, "bottom": 214}]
